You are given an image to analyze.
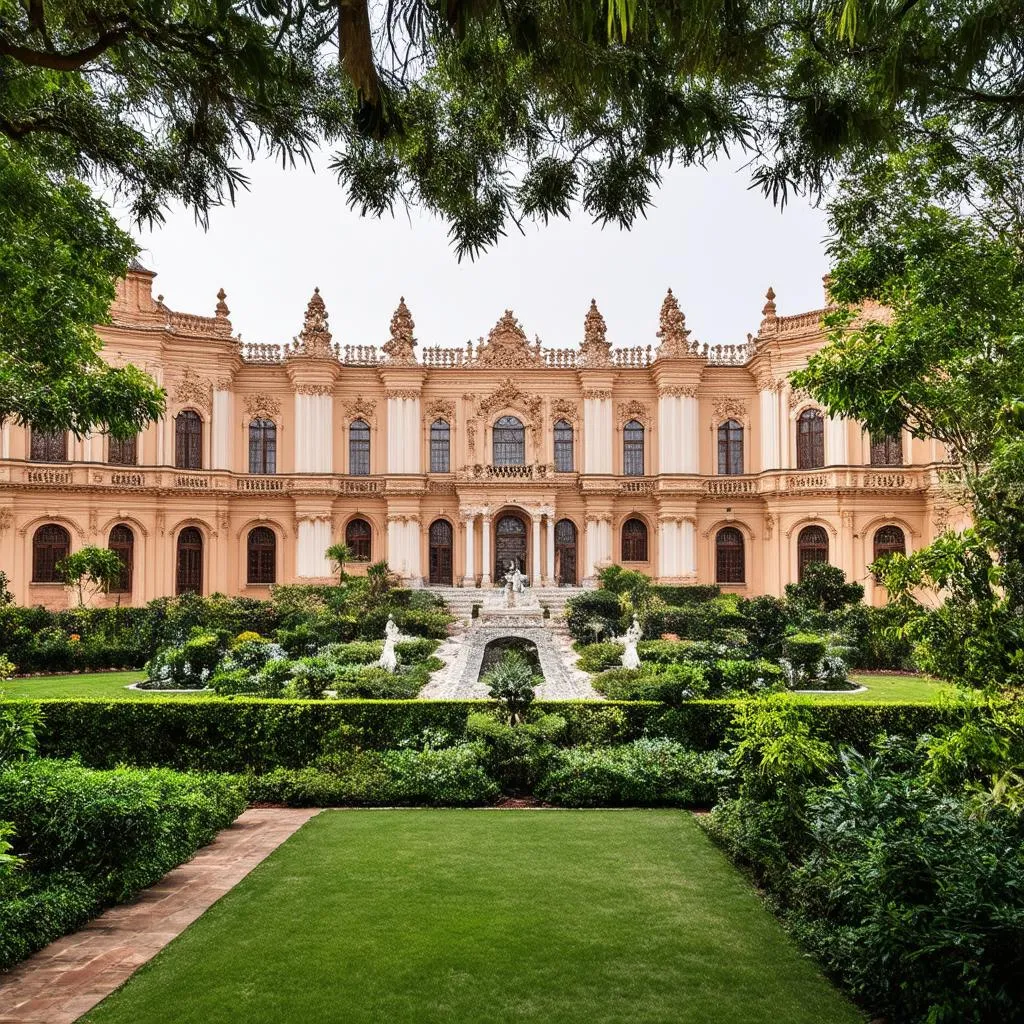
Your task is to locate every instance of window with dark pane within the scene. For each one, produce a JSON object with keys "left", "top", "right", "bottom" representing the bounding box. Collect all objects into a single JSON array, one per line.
[
  {"left": 108, "top": 524, "right": 134, "bottom": 593},
  {"left": 796, "top": 409, "right": 824, "bottom": 469},
  {"left": 870, "top": 433, "right": 903, "bottom": 466},
  {"left": 175, "top": 411, "right": 203, "bottom": 469},
  {"left": 873, "top": 525, "right": 906, "bottom": 562},
  {"left": 248, "top": 419, "right": 277, "bottom": 474},
  {"left": 430, "top": 420, "right": 450, "bottom": 473},
  {"left": 492, "top": 416, "right": 525, "bottom": 466},
  {"left": 797, "top": 525, "right": 829, "bottom": 580},
  {"left": 717, "top": 420, "right": 744, "bottom": 475},
  {"left": 623, "top": 420, "right": 644, "bottom": 477},
  {"left": 176, "top": 527, "right": 203, "bottom": 595},
  {"left": 32, "top": 524, "right": 70, "bottom": 583},
  {"left": 553, "top": 419, "right": 574, "bottom": 472},
  {"left": 715, "top": 527, "right": 745, "bottom": 583},
  {"left": 349, "top": 419, "right": 370, "bottom": 475},
  {"left": 346, "top": 518, "right": 372, "bottom": 561},
  {"left": 247, "top": 527, "right": 276, "bottom": 584},
  {"left": 30, "top": 429, "right": 67, "bottom": 463},
  {"left": 621, "top": 518, "right": 648, "bottom": 561},
  {"left": 107, "top": 435, "right": 137, "bottom": 466}
]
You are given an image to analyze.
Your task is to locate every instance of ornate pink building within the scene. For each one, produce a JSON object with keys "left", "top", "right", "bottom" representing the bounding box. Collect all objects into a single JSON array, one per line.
[{"left": 0, "top": 264, "right": 966, "bottom": 608}]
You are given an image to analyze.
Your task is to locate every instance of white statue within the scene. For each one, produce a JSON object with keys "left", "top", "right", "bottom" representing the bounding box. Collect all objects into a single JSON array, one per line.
[
  {"left": 503, "top": 561, "right": 529, "bottom": 606},
  {"left": 620, "top": 616, "right": 642, "bottom": 670},
  {"left": 378, "top": 614, "right": 400, "bottom": 673}
]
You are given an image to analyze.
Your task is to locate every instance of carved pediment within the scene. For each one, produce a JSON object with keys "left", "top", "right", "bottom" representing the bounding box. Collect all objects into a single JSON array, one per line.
[
  {"left": 244, "top": 393, "right": 282, "bottom": 420},
  {"left": 173, "top": 368, "right": 212, "bottom": 412},
  {"left": 477, "top": 378, "right": 543, "bottom": 431},
  {"left": 475, "top": 311, "right": 543, "bottom": 369}
]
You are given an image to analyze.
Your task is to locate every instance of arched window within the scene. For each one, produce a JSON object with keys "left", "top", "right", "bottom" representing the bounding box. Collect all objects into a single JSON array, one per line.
[
  {"left": 176, "top": 527, "right": 203, "bottom": 595},
  {"left": 248, "top": 419, "right": 277, "bottom": 474},
  {"left": 108, "top": 435, "right": 137, "bottom": 466},
  {"left": 108, "top": 524, "right": 134, "bottom": 593},
  {"left": 870, "top": 433, "right": 903, "bottom": 466},
  {"left": 428, "top": 519, "right": 453, "bottom": 585},
  {"left": 30, "top": 429, "right": 67, "bottom": 463},
  {"left": 247, "top": 526, "right": 276, "bottom": 584},
  {"left": 621, "top": 518, "right": 648, "bottom": 561},
  {"left": 553, "top": 419, "right": 574, "bottom": 473},
  {"left": 716, "top": 527, "right": 745, "bottom": 583},
  {"left": 623, "top": 420, "right": 645, "bottom": 477},
  {"left": 175, "top": 410, "right": 203, "bottom": 470},
  {"left": 32, "top": 524, "right": 70, "bottom": 583},
  {"left": 797, "top": 525, "right": 829, "bottom": 580},
  {"left": 717, "top": 420, "right": 744, "bottom": 475},
  {"left": 873, "top": 525, "right": 907, "bottom": 562},
  {"left": 349, "top": 419, "right": 370, "bottom": 475},
  {"left": 796, "top": 409, "right": 825, "bottom": 469},
  {"left": 555, "top": 518, "right": 577, "bottom": 585},
  {"left": 346, "top": 518, "right": 372, "bottom": 561},
  {"left": 430, "top": 420, "right": 450, "bottom": 473},
  {"left": 493, "top": 415, "right": 525, "bottom": 466}
]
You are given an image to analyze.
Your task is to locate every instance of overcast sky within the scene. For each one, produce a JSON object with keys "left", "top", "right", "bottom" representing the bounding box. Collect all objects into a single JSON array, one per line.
[{"left": 123, "top": 152, "right": 831, "bottom": 354}]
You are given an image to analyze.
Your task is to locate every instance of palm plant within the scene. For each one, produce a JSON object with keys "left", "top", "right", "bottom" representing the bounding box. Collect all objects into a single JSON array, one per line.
[
  {"left": 482, "top": 650, "right": 537, "bottom": 724},
  {"left": 325, "top": 542, "right": 352, "bottom": 583}
]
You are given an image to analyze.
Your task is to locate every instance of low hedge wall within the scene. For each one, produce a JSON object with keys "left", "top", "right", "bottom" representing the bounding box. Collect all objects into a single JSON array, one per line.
[{"left": 8, "top": 698, "right": 954, "bottom": 773}]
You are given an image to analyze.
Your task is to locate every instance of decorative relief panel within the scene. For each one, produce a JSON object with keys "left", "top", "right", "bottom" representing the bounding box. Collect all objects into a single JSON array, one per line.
[
  {"left": 582, "top": 388, "right": 612, "bottom": 401},
  {"left": 712, "top": 397, "right": 747, "bottom": 422},
  {"left": 424, "top": 398, "right": 455, "bottom": 423},
  {"left": 295, "top": 384, "right": 333, "bottom": 396},
  {"left": 660, "top": 385, "right": 699, "bottom": 399},
  {"left": 385, "top": 389, "right": 420, "bottom": 400},
  {"left": 344, "top": 397, "right": 377, "bottom": 424},
  {"left": 244, "top": 393, "right": 282, "bottom": 419},
  {"left": 173, "top": 368, "right": 213, "bottom": 412},
  {"left": 617, "top": 399, "right": 651, "bottom": 425},
  {"left": 551, "top": 398, "right": 580, "bottom": 422},
  {"left": 477, "top": 378, "right": 543, "bottom": 432}
]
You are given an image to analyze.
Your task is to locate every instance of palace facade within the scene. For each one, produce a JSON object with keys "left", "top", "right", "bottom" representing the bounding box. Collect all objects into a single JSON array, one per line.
[{"left": 0, "top": 264, "right": 967, "bottom": 608}]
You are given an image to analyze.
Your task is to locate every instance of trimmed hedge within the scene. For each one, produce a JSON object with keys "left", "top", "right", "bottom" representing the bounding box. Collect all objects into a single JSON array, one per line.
[
  {"left": 8, "top": 698, "right": 955, "bottom": 771},
  {"left": 651, "top": 584, "right": 721, "bottom": 605}
]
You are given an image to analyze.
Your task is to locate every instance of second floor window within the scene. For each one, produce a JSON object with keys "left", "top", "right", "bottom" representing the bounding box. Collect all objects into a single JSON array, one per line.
[
  {"left": 430, "top": 420, "right": 450, "bottom": 473},
  {"left": 108, "top": 435, "right": 137, "bottom": 466},
  {"left": 175, "top": 410, "right": 203, "bottom": 470},
  {"left": 623, "top": 420, "right": 644, "bottom": 476},
  {"left": 30, "top": 429, "right": 67, "bottom": 463},
  {"left": 349, "top": 419, "right": 370, "bottom": 475},
  {"left": 553, "top": 419, "right": 574, "bottom": 472},
  {"left": 248, "top": 419, "right": 277, "bottom": 474},
  {"left": 493, "top": 415, "right": 525, "bottom": 466},
  {"left": 717, "top": 420, "right": 744, "bottom": 475},
  {"left": 870, "top": 432, "right": 903, "bottom": 466},
  {"left": 796, "top": 409, "right": 825, "bottom": 469}
]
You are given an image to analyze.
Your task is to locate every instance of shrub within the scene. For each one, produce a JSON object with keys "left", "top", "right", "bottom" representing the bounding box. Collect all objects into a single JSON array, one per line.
[
  {"left": 564, "top": 590, "right": 623, "bottom": 642},
  {"left": 712, "top": 659, "right": 786, "bottom": 696},
  {"left": 650, "top": 584, "right": 721, "bottom": 605},
  {"left": 467, "top": 711, "right": 565, "bottom": 793},
  {"left": 593, "top": 664, "right": 707, "bottom": 704},
  {"left": 736, "top": 595, "right": 791, "bottom": 660},
  {"left": 538, "top": 739, "right": 728, "bottom": 807},
  {"left": 288, "top": 656, "right": 336, "bottom": 699},
  {"left": 482, "top": 650, "right": 537, "bottom": 723},
  {"left": 785, "top": 562, "right": 865, "bottom": 613},
  {"left": 574, "top": 641, "right": 625, "bottom": 673},
  {"left": 321, "top": 640, "right": 383, "bottom": 665},
  {"left": 782, "top": 632, "right": 828, "bottom": 685},
  {"left": 0, "top": 703, "right": 41, "bottom": 767},
  {"left": 332, "top": 666, "right": 422, "bottom": 699},
  {"left": 643, "top": 600, "right": 748, "bottom": 642},
  {"left": 637, "top": 638, "right": 727, "bottom": 665},
  {"left": 144, "top": 628, "right": 223, "bottom": 689}
]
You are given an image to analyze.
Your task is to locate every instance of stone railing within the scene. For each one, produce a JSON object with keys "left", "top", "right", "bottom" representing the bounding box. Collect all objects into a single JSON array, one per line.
[
  {"left": 704, "top": 476, "right": 758, "bottom": 495},
  {"left": 173, "top": 473, "right": 210, "bottom": 490},
  {"left": 421, "top": 345, "right": 470, "bottom": 368},
  {"left": 237, "top": 476, "right": 288, "bottom": 493},
  {"left": 698, "top": 340, "right": 757, "bottom": 366},
  {"left": 619, "top": 478, "right": 653, "bottom": 494},
  {"left": 339, "top": 478, "right": 383, "bottom": 494},
  {"left": 611, "top": 346, "right": 654, "bottom": 368},
  {"left": 168, "top": 311, "right": 233, "bottom": 337},
  {"left": 458, "top": 463, "right": 554, "bottom": 481},
  {"left": 241, "top": 342, "right": 284, "bottom": 363},
  {"left": 24, "top": 467, "right": 74, "bottom": 486}
]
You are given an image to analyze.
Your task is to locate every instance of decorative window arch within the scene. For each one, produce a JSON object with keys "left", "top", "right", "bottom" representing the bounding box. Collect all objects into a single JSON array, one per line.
[
  {"left": 493, "top": 415, "right": 525, "bottom": 466},
  {"left": 108, "top": 435, "right": 137, "bottom": 466},
  {"left": 108, "top": 524, "right": 134, "bottom": 593},
  {"left": 30, "top": 429, "right": 67, "bottom": 463},
  {"left": 176, "top": 527, "right": 203, "bottom": 595},
  {"left": 796, "top": 409, "right": 825, "bottom": 469},
  {"left": 175, "top": 410, "right": 203, "bottom": 470},
  {"left": 248, "top": 419, "right": 277, "bottom": 474},
  {"left": 717, "top": 420, "right": 744, "bottom": 475},
  {"left": 797, "top": 524, "right": 829, "bottom": 579},
  {"left": 873, "top": 525, "right": 907, "bottom": 562},
  {"left": 870, "top": 432, "right": 903, "bottom": 466},
  {"left": 623, "top": 420, "right": 645, "bottom": 477},
  {"left": 553, "top": 419, "right": 574, "bottom": 473},
  {"left": 349, "top": 419, "right": 370, "bottom": 475},
  {"left": 621, "top": 518, "right": 648, "bottom": 561},
  {"left": 715, "top": 527, "right": 745, "bottom": 583},
  {"left": 430, "top": 420, "right": 450, "bottom": 473},
  {"left": 32, "top": 524, "right": 70, "bottom": 583},
  {"left": 346, "top": 518, "right": 372, "bottom": 561},
  {"left": 247, "top": 526, "right": 276, "bottom": 584}
]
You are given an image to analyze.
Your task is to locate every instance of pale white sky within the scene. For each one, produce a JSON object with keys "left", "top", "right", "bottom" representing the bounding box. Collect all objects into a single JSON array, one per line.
[{"left": 124, "top": 152, "right": 830, "bottom": 353}]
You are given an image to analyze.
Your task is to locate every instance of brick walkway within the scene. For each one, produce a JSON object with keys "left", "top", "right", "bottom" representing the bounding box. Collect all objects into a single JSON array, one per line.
[{"left": 0, "top": 808, "right": 319, "bottom": 1024}]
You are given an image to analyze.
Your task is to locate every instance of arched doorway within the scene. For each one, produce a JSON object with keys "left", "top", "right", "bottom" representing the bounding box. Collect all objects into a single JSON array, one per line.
[
  {"left": 428, "top": 519, "right": 454, "bottom": 585},
  {"left": 176, "top": 527, "right": 203, "bottom": 595},
  {"left": 555, "top": 519, "right": 577, "bottom": 586},
  {"left": 494, "top": 512, "right": 527, "bottom": 579}
]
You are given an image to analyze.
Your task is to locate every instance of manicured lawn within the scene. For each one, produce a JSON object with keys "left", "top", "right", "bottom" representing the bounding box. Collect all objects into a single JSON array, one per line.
[
  {"left": 822, "top": 672, "right": 951, "bottom": 704},
  {"left": 1, "top": 671, "right": 209, "bottom": 700},
  {"left": 82, "top": 810, "right": 860, "bottom": 1024}
]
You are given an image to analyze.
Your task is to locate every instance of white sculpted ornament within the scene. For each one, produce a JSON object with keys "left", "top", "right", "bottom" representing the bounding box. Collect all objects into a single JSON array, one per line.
[
  {"left": 378, "top": 615, "right": 400, "bottom": 673},
  {"left": 620, "top": 616, "right": 642, "bottom": 670},
  {"left": 503, "top": 561, "right": 529, "bottom": 606}
]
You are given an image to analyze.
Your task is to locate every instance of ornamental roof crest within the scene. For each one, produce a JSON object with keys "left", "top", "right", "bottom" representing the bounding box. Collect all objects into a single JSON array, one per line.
[
  {"left": 655, "top": 288, "right": 694, "bottom": 359},
  {"left": 383, "top": 296, "right": 417, "bottom": 365},
  {"left": 579, "top": 299, "right": 612, "bottom": 367},
  {"left": 475, "top": 310, "right": 543, "bottom": 368},
  {"left": 292, "top": 287, "right": 334, "bottom": 358}
]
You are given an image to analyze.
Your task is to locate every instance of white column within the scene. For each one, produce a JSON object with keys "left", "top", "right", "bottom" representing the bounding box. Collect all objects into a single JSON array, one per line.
[
  {"left": 531, "top": 515, "right": 541, "bottom": 585},
  {"left": 212, "top": 388, "right": 232, "bottom": 470},
  {"left": 545, "top": 513, "right": 555, "bottom": 585},
  {"left": 405, "top": 519, "right": 421, "bottom": 583},
  {"left": 583, "top": 395, "right": 613, "bottom": 474},
  {"left": 480, "top": 513, "right": 492, "bottom": 586},
  {"left": 681, "top": 396, "right": 698, "bottom": 473},
  {"left": 387, "top": 517, "right": 403, "bottom": 574},
  {"left": 296, "top": 518, "right": 331, "bottom": 577},
  {"left": 780, "top": 387, "right": 792, "bottom": 469},
  {"left": 294, "top": 393, "right": 333, "bottom": 473},
  {"left": 826, "top": 415, "right": 848, "bottom": 466},
  {"left": 386, "top": 396, "right": 422, "bottom": 473},
  {"left": 584, "top": 518, "right": 599, "bottom": 581},
  {"left": 597, "top": 517, "right": 613, "bottom": 567},
  {"left": 759, "top": 389, "right": 780, "bottom": 471},
  {"left": 658, "top": 395, "right": 679, "bottom": 473},
  {"left": 0, "top": 423, "right": 9, "bottom": 460},
  {"left": 462, "top": 511, "right": 476, "bottom": 586},
  {"left": 406, "top": 398, "right": 421, "bottom": 474},
  {"left": 387, "top": 398, "right": 401, "bottom": 473},
  {"left": 658, "top": 519, "right": 676, "bottom": 576},
  {"left": 682, "top": 518, "right": 696, "bottom": 574}
]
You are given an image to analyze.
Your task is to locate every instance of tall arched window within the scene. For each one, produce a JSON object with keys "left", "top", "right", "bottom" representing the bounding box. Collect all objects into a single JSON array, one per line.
[
  {"left": 623, "top": 420, "right": 645, "bottom": 477},
  {"left": 175, "top": 410, "right": 203, "bottom": 470},
  {"left": 247, "top": 526, "right": 276, "bottom": 584},
  {"left": 346, "top": 518, "right": 372, "bottom": 561},
  {"left": 555, "top": 519, "right": 578, "bottom": 585},
  {"left": 32, "top": 524, "right": 70, "bottom": 583},
  {"left": 248, "top": 419, "right": 277, "bottom": 474},
  {"left": 797, "top": 525, "right": 829, "bottom": 580},
  {"left": 715, "top": 527, "right": 745, "bottom": 583},
  {"left": 428, "top": 519, "right": 453, "bottom": 585},
  {"left": 176, "top": 527, "right": 203, "bottom": 595},
  {"left": 870, "top": 433, "right": 903, "bottom": 466},
  {"left": 873, "top": 525, "right": 907, "bottom": 562},
  {"left": 493, "top": 415, "right": 525, "bottom": 466},
  {"left": 349, "top": 419, "right": 370, "bottom": 475},
  {"left": 108, "top": 524, "right": 134, "bottom": 593},
  {"left": 30, "top": 429, "right": 67, "bottom": 463},
  {"left": 108, "top": 435, "right": 137, "bottom": 466},
  {"left": 796, "top": 409, "right": 825, "bottom": 469},
  {"left": 717, "top": 420, "right": 744, "bottom": 475},
  {"left": 553, "top": 419, "right": 574, "bottom": 473},
  {"left": 430, "top": 420, "right": 450, "bottom": 473},
  {"left": 621, "top": 518, "right": 648, "bottom": 561}
]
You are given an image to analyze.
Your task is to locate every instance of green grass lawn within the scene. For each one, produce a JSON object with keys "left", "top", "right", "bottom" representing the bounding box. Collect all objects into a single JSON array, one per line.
[
  {"left": 1, "top": 671, "right": 209, "bottom": 700},
  {"left": 82, "top": 810, "right": 860, "bottom": 1024},
  {"left": 821, "top": 672, "right": 951, "bottom": 704}
]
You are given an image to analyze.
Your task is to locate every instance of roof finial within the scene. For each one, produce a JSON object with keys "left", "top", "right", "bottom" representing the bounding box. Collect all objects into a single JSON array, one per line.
[
  {"left": 579, "top": 298, "right": 611, "bottom": 367},
  {"left": 759, "top": 286, "right": 778, "bottom": 335},
  {"left": 655, "top": 288, "right": 692, "bottom": 359},
  {"left": 215, "top": 287, "right": 230, "bottom": 318},
  {"left": 295, "top": 286, "right": 333, "bottom": 356},
  {"left": 383, "top": 296, "right": 417, "bottom": 365}
]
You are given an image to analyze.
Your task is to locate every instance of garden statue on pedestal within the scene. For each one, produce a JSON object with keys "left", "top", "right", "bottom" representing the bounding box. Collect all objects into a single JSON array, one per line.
[
  {"left": 503, "top": 561, "right": 529, "bottom": 607},
  {"left": 378, "top": 615, "right": 400, "bottom": 673},
  {"left": 620, "top": 616, "right": 642, "bottom": 670}
]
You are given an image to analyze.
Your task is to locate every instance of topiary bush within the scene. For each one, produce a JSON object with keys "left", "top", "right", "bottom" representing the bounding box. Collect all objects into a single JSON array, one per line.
[
  {"left": 782, "top": 633, "right": 828, "bottom": 686},
  {"left": 564, "top": 590, "right": 623, "bottom": 642},
  {"left": 593, "top": 664, "right": 707, "bottom": 704},
  {"left": 574, "top": 641, "right": 625, "bottom": 672}
]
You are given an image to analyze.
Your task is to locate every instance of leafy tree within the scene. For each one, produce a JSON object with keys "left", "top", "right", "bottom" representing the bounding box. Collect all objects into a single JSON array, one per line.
[
  {"left": 784, "top": 562, "right": 864, "bottom": 614},
  {"left": 56, "top": 546, "right": 125, "bottom": 606}
]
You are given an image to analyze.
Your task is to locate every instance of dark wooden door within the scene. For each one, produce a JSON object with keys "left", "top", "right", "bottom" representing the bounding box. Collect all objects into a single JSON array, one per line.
[
  {"left": 176, "top": 527, "right": 203, "bottom": 595},
  {"left": 495, "top": 514, "right": 527, "bottom": 579},
  {"left": 428, "top": 519, "right": 453, "bottom": 585},
  {"left": 555, "top": 519, "right": 577, "bottom": 585}
]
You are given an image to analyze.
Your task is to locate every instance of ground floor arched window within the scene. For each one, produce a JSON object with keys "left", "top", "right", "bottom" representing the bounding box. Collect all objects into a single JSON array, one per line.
[
  {"left": 797, "top": 525, "right": 829, "bottom": 580},
  {"left": 346, "top": 518, "right": 372, "bottom": 561},
  {"left": 32, "top": 524, "right": 70, "bottom": 582},
  {"left": 428, "top": 519, "right": 453, "bottom": 585},
  {"left": 621, "top": 518, "right": 648, "bottom": 561},
  {"left": 108, "top": 524, "right": 134, "bottom": 593},
  {"left": 176, "top": 527, "right": 203, "bottom": 595},
  {"left": 873, "top": 525, "right": 906, "bottom": 562},
  {"left": 715, "top": 527, "right": 745, "bottom": 583},
  {"left": 247, "top": 527, "right": 276, "bottom": 584},
  {"left": 555, "top": 518, "right": 577, "bottom": 585}
]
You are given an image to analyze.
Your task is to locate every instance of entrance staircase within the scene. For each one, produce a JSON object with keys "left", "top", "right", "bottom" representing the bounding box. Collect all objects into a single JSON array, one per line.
[{"left": 429, "top": 585, "right": 587, "bottom": 625}]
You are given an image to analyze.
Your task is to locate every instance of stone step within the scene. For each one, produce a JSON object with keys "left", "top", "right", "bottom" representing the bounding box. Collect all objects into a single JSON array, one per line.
[{"left": 429, "top": 584, "right": 586, "bottom": 622}]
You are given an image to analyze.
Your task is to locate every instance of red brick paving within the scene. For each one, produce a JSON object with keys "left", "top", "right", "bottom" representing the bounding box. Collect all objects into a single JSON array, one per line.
[{"left": 0, "top": 808, "right": 319, "bottom": 1024}]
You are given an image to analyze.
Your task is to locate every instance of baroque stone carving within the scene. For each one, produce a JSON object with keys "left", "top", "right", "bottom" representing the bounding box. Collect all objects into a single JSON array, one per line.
[
  {"left": 466, "top": 423, "right": 476, "bottom": 454},
  {"left": 474, "top": 311, "right": 543, "bottom": 369},
  {"left": 0, "top": 507, "right": 11, "bottom": 535},
  {"left": 293, "top": 287, "right": 334, "bottom": 358},
  {"left": 712, "top": 397, "right": 747, "bottom": 422},
  {"left": 295, "top": 384, "right": 333, "bottom": 396},
  {"left": 655, "top": 288, "right": 694, "bottom": 359},
  {"left": 660, "top": 385, "right": 699, "bottom": 399},
  {"left": 345, "top": 397, "right": 377, "bottom": 423},
  {"left": 215, "top": 377, "right": 234, "bottom": 392},
  {"left": 385, "top": 389, "right": 420, "bottom": 400},
  {"left": 581, "top": 388, "right": 612, "bottom": 401},
  {"left": 764, "top": 512, "right": 775, "bottom": 540},
  {"left": 215, "top": 287, "right": 230, "bottom": 320},
  {"left": 477, "top": 378, "right": 543, "bottom": 432},
  {"left": 579, "top": 299, "right": 612, "bottom": 367},
  {"left": 618, "top": 399, "right": 650, "bottom": 425},
  {"left": 551, "top": 398, "right": 579, "bottom": 423},
  {"left": 382, "top": 297, "right": 417, "bottom": 365},
  {"left": 789, "top": 387, "right": 812, "bottom": 410},
  {"left": 244, "top": 393, "right": 282, "bottom": 419},
  {"left": 424, "top": 398, "right": 455, "bottom": 423},
  {"left": 173, "top": 368, "right": 212, "bottom": 412}
]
